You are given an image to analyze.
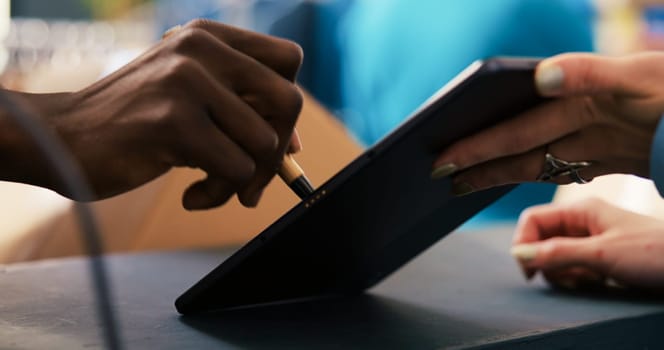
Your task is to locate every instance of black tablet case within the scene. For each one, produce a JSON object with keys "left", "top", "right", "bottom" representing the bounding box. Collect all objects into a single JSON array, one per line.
[{"left": 176, "top": 58, "right": 547, "bottom": 314}]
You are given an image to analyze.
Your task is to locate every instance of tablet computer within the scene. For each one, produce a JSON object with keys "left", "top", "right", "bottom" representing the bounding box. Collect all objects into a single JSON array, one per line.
[{"left": 176, "top": 57, "right": 546, "bottom": 314}]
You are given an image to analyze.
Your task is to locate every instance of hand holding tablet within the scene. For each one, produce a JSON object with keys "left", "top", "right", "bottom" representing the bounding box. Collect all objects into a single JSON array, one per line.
[{"left": 432, "top": 52, "right": 664, "bottom": 194}]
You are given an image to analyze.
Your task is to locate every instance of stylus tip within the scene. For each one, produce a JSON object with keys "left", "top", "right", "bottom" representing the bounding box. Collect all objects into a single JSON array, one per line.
[{"left": 290, "top": 176, "right": 315, "bottom": 199}]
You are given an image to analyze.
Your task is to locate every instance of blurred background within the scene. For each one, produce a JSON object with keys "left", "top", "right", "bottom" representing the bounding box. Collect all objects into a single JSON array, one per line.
[{"left": 2, "top": 0, "right": 664, "bottom": 262}]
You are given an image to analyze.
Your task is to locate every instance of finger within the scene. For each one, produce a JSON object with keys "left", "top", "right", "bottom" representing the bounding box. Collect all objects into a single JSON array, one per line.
[
  {"left": 167, "top": 26, "right": 290, "bottom": 93},
  {"left": 184, "top": 19, "right": 303, "bottom": 81},
  {"left": 166, "top": 29, "right": 302, "bottom": 206},
  {"left": 535, "top": 52, "right": 650, "bottom": 97},
  {"left": 236, "top": 157, "right": 282, "bottom": 208},
  {"left": 182, "top": 176, "right": 235, "bottom": 210},
  {"left": 187, "top": 60, "right": 280, "bottom": 160},
  {"left": 235, "top": 87, "right": 302, "bottom": 207},
  {"left": 237, "top": 85, "right": 303, "bottom": 156},
  {"left": 514, "top": 203, "right": 573, "bottom": 246},
  {"left": 236, "top": 72, "right": 303, "bottom": 114},
  {"left": 449, "top": 147, "right": 548, "bottom": 195},
  {"left": 546, "top": 125, "right": 650, "bottom": 179},
  {"left": 449, "top": 152, "right": 612, "bottom": 196},
  {"left": 449, "top": 123, "right": 630, "bottom": 195},
  {"left": 432, "top": 97, "right": 598, "bottom": 176},
  {"left": 179, "top": 114, "right": 257, "bottom": 191},
  {"left": 288, "top": 129, "right": 303, "bottom": 154},
  {"left": 513, "top": 199, "right": 612, "bottom": 247},
  {"left": 511, "top": 201, "right": 596, "bottom": 279},
  {"left": 164, "top": 26, "right": 303, "bottom": 150},
  {"left": 542, "top": 266, "right": 606, "bottom": 290},
  {"left": 511, "top": 236, "right": 609, "bottom": 275},
  {"left": 166, "top": 26, "right": 303, "bottom": 144},
  {"left": 163, "top": 24, "right": 302, "bottom": 153},
  {"left": 199, "top": 80, "right": 285, "bottom": 208}
]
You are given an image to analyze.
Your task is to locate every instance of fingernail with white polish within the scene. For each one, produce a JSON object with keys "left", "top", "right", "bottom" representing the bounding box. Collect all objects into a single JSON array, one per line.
[
  {"left": 511, "top": 244, "right": 538, "bottom": 263},
  {"left": 535, "top": 64, "right": 564, "bottom": 96},
  {"left": 431, "top": 163, "right": 458, "bottom": 179}
]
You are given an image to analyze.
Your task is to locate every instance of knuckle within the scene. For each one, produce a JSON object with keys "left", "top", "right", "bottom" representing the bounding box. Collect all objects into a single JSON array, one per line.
[
  {"left": 161, "top": 56, "right": 197, "bottom": 85},
  {"left": 277, "top": 40, "right": 304, "bottom": 68},
  {"left": 253, "top": 129, "right": 280, "bottom": 156},
  {"left": 520, "top": 206, "right": 537, "bottom": 220},
  {"left": 257, "top": 81, "right": 303, "bottom": 123},
  {"left": 158, "top": 100, "right": 181, "bottom": 121},
  {"left": 518, "top": 206, "right": 539, "bottom": 224},
  {"left": 184, "top": 18, "right": 213, "bottom": 31},
  {"left": 151, "top": 100, "right": 188, "bottom": 138},
  {"left": 265, "top": 39, "right": 303, "bottom": 79},
  {"left": 171, "top": 27, "right": 210, "bottom": 53},
  {"left": 166, "top": 55, "right": 195, "bottom": 75},
  {"left": 276, "top": 85, "right": 304, "bottom": 120}
]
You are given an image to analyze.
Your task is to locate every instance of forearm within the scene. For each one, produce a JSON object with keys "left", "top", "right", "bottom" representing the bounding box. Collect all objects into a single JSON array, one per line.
[
  {"left": 0, "top": 20, "right": 304, "bottom": 207},
  {"left": 0, "top": 90, "right": 73, "bottom": 190}
]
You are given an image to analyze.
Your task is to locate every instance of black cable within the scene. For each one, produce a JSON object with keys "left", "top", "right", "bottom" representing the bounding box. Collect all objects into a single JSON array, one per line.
[{"left": 0, "top": 91, "right": 122, "bottom": 350}]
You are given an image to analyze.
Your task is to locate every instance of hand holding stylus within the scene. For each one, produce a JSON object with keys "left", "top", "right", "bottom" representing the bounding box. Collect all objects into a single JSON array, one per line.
[
  {"left": 0, "top": 19, "right": 305, "bottom": 208},
  {"left": 154, "top": 20, "right": 308, "bottom": 207},
  {"left": 163, "top": 22, "right": 313, "bottom": 201}
]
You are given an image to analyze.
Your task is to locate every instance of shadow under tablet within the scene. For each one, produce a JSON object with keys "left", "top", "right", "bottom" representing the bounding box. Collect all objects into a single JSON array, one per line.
[
  {"left": 176, "top": 58, "right": 549, "bottom": 314},
  {"left": 179, "top": 291, "right": 664, "bottom": 349},
  {"left": 179, "top": 294, "right": 496, "bottom": 349}
]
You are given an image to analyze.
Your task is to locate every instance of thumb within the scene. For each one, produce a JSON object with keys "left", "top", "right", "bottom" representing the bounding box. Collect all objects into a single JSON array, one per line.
[
  {"left": 535, "top": 53, "right": 633, "bottom": 97},
  {"left": 511, "top": 236, "right": 607, "bottom": 273},
  {"left": 287, "top": 129, "right": 302, "bottom": 154}
]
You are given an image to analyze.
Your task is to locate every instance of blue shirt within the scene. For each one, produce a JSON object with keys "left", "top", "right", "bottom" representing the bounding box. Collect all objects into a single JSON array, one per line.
[
  {"left": 337, "top": 0, "right": 594, "bottom": 145},
  {"left": 335, "top": 0, "right": 594, "bottom": 225}
]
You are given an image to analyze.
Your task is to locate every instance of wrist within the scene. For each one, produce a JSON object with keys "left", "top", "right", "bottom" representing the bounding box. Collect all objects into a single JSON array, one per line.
[{"left": 0, "top": 90, "right": 75, "bottom": 191}]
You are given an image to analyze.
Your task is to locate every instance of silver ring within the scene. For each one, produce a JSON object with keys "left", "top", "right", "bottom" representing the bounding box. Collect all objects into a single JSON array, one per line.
[{"left": 536, "top": 153, "right": 593, "bottom": 184}]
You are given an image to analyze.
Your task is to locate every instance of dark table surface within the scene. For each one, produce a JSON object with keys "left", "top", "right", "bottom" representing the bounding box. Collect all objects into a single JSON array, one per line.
[{"left": 2, "top": 226, "right": 664, "bottom": 350}]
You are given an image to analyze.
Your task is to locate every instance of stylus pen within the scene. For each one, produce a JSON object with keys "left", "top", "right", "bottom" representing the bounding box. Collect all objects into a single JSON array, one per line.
[{"left": 279, "top": 154, "right": 315, "bottom": 199}]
